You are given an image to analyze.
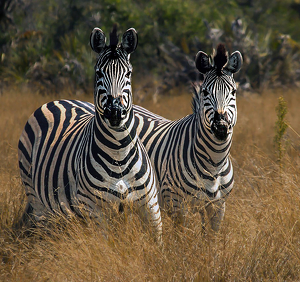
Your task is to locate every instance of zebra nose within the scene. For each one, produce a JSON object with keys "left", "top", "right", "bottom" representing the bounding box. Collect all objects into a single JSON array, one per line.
[
  {"left": 212, "top": 111, "right": 229, "bottom": 141},
  {"left": 214, "top": 111, "right": 228, "bottom": 123},
  {"left": 111, "top": 106, "right": 121, "bottom": 120},
  {"left": 104, "top": 97, "right": 125, "bottom": 126}
]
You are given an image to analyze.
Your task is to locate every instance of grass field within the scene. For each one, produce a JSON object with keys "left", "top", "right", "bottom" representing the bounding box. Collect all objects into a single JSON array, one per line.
[{"left": 0, "top": 86, "right": 299, "bottom": 281}]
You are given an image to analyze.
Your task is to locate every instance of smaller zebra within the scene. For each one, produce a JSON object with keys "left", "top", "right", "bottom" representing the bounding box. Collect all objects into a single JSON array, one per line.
[
  {"left": 133, "top": 44, "right": 242, "bottom": 231},
  {"left": 18, "top": 26, "right": 162, "bottom": 240}
]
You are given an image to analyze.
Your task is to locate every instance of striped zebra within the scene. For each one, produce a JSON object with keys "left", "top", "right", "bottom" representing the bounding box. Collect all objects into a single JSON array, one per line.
[
  {"left": 134, "top": 44, "right": 242, "bottom": 231},
  {"left": 18, "top": 26, "right": 162, "bottom": 239}
]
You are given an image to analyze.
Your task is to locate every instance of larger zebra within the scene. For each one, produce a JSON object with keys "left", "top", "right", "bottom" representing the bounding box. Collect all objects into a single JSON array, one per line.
[
  {"left": 18, "top": 26, "right": 162, "bottom": 239},
  {"left": 134, "top": 44, "right": 242, "bottom": 231}
]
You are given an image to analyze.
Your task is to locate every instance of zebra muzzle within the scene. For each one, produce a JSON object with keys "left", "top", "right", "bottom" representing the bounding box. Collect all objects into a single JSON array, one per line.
[
  {"left": 212, "top": 112, "right": 229, "bottom": 141},
  {"left": 103, "top": 97, "right": 126, "bottom": 127}
]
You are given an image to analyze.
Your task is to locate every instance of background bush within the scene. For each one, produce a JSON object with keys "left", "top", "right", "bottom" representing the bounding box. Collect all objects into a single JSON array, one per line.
[{"left": 2, "top": 0, "right": 300, "bottom": 93}]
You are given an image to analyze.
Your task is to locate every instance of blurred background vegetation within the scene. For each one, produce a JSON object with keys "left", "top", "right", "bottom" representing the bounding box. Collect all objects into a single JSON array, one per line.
[{"left": 2, "top": 0, "right": 300, "bottom": 95}]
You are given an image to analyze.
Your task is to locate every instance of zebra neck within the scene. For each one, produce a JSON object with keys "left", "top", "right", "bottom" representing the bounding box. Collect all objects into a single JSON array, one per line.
[
  {"left": 194, "top": 115, "right": 232, "bottom": 170},
  {"left": 93, "top": 110, "right": 138, "bottom": 153}
]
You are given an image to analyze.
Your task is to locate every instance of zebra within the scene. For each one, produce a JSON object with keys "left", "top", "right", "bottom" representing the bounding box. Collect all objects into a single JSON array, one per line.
[
  {"left": 133, "top": 44, "right": 242, "bottom": 231},
  {"left": 18, "top": 26, "right": 162, "bottom": 240}
]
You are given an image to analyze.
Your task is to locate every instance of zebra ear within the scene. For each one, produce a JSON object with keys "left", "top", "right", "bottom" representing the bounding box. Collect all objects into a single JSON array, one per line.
[
  {"left": 195, "top": 51, "right": 213, "bottom": 74},
  {"left": 224, "top": 51, "right": 243, "bottom": 74},
  {"left": 121, "top": 28, "right": 138, "bottom": 54},
  {"left": 90, "top": 28, "right": 106, "bottom": 53}
]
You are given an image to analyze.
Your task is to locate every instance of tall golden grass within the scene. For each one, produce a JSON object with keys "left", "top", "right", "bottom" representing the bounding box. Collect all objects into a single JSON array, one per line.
[{"left": 0, "top": 86, "right": 299, "bottom": 281}]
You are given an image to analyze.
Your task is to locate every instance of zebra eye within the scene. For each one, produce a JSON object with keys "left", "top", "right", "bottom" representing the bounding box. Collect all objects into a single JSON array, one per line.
[
  {"left": 232, "top": 89, "right": 236, "bottom": 96},
  {"left": 203, "top": 89, "right": 209, "bottom": 97},
  {"left": 125, "top": 71, "right": 132, "bottom": 78}
]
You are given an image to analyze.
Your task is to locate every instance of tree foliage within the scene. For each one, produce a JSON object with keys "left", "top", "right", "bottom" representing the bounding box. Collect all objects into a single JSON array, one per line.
[{"left": 1, "top": 0, "right": 300, "bottom": 93}]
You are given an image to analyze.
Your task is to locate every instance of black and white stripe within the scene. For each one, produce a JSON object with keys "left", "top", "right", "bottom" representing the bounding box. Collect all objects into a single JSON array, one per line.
[
  {"left": 18, "top": 26, "right": 162, "bottom": 239},
  {"left": 133, "top": 44, "right": 242, "bottom": 231}
]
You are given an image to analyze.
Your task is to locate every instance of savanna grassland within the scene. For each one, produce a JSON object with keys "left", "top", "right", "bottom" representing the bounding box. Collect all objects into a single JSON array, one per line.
[{"left": 0, "top": 86, "right": 299, "bottom": 281}]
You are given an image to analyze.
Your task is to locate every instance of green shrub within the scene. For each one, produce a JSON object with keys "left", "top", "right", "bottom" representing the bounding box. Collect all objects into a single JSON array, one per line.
[{"left": 274, "top": 96, "right": 288, "bottom": 167}]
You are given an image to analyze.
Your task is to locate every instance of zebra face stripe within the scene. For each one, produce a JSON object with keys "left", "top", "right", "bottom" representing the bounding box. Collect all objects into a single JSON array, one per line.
[
  {"left": 94, "top": 47, "right": 133, "bottom": 128},
  {"left": 201, "top": 69, "right": 237, "bottom": 141}
]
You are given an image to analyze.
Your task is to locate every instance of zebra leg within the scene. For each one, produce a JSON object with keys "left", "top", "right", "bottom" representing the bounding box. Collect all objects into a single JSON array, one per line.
[
  {"left": 161, "top": 186, "right": 186, "bottom": 226},
  {"left": 73, "top": 196, "right": 111, "bottom": 226},
  {"left": 16, "top": 197, "right": 48, "bottom": 229},
  {"left": 198, "top": 208, "right": 207, "bottom": 233},
  {"left": 14, "top": 202, "right": 34, "bottom": 230},
  {"left": 204, "top": 198, "right": 225, "bottom": 232},
  {"left": 170, "top": 202, "right": 188, "bottom": 227},
  {"left": 137, "top": 195, "right": 163, "bottom": 244}
]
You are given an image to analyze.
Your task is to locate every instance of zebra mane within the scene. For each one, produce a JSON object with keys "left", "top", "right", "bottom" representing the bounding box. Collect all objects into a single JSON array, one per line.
[
  {"left": 109, "top": 24, "right": 119, "bottom": 56},
  {"left": 191, "top": 82, "right": 201, "bottom": 113},
  {"left": 214, "top": 43, "right": 228, "bottom": 76}
]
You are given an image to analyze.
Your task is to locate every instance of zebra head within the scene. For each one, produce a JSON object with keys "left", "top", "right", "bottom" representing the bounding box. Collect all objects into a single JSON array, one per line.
[
  {"left": 90, "top": 25, "right": 138, "bottom": 128},
  {"left": 195, "top": 44, "right": 242, "bottom": 142}
]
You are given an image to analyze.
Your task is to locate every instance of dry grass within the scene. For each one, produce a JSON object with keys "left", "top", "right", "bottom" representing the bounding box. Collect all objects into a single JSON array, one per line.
[{"left": 0, "top": 86, "right": 299, "bottom": 281}]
